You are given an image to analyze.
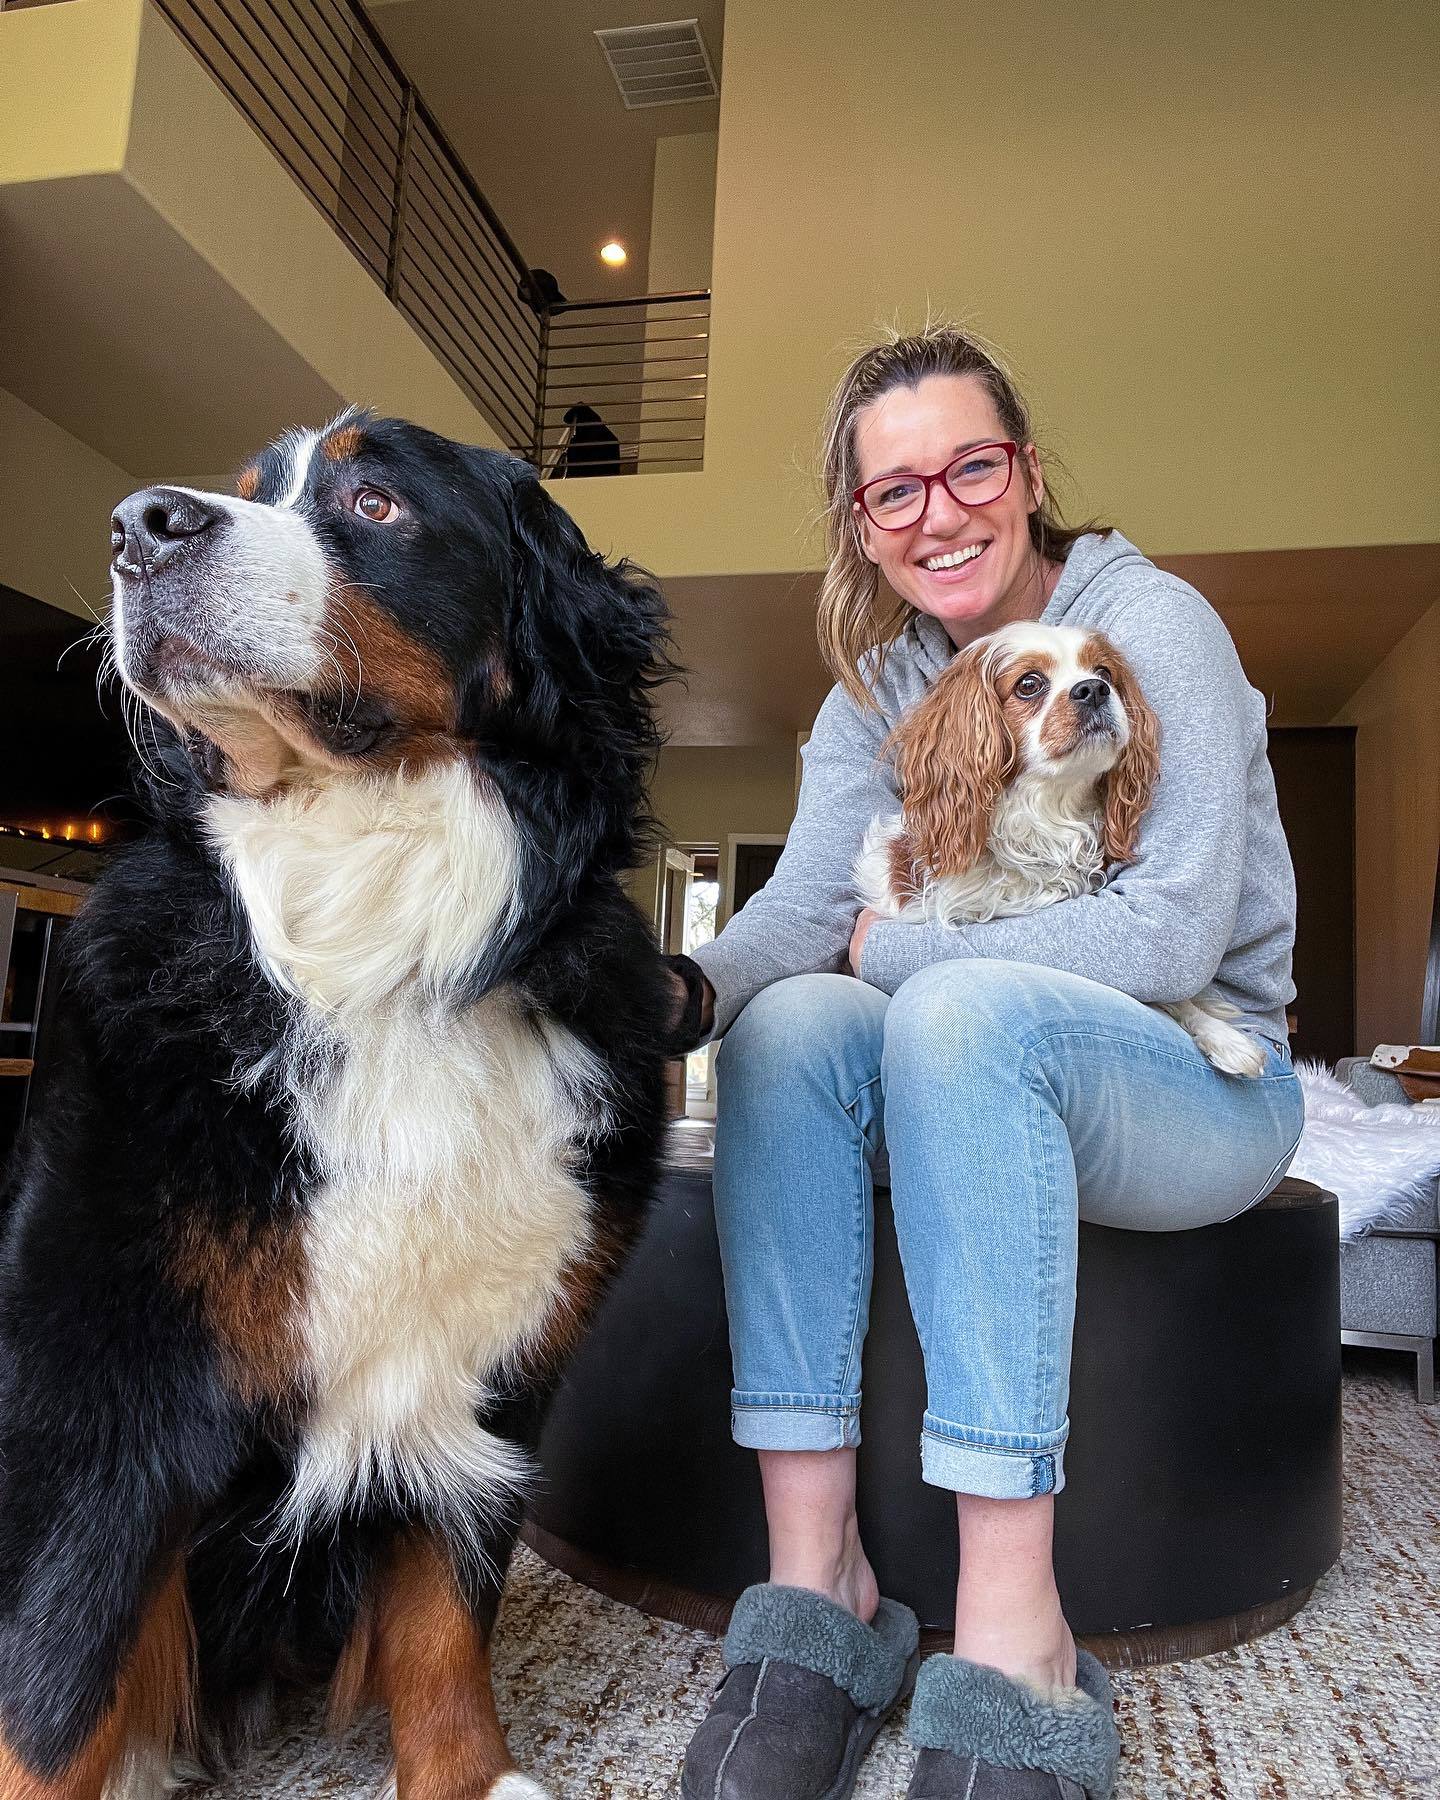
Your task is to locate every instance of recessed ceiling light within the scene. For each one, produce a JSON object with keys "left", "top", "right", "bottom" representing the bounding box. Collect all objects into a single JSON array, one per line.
[{"left": 599, "top": 241, "right": 628, "bottom": 267}]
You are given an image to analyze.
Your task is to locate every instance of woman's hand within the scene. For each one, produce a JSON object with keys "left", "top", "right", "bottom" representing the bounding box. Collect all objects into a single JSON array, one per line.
[{"left": 849, "top": 907, "right": 882, "bottom": 978}]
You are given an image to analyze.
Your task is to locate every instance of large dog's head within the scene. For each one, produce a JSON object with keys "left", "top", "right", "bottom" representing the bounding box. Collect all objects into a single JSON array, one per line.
[{"left": 108, "top": 411, "right": 668, "bottom": 818}]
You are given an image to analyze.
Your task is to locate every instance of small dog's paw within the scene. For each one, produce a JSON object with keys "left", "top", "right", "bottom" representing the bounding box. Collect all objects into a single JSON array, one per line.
[
  {"left": 1199, "top": 1022, "right": 1267, "bottom": 1078},
  {"left": 487, "top": 1776, "right": 555, "bottom": 1799}
]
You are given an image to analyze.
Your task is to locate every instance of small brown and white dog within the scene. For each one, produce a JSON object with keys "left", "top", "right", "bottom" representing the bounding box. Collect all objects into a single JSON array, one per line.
[{"left": 855, "top": 621, "right": 1266, "bottom": 1077}]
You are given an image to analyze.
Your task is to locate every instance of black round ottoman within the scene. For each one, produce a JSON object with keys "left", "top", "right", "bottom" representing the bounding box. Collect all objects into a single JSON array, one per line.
[{"left": 526, "top": 1165, "right": 1341, "bottom": 1667}]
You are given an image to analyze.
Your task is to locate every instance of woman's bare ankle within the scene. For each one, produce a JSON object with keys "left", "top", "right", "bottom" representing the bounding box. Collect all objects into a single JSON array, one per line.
[
  {"left": 768, "top": 1544, "right": 879, "bottom": 1624},
  {"left": 951, "top": 1603, "right": 1077, "bottom": 1690},
  {"left": 758, "top": 1448, "right": 879, "bottom": 1622}
]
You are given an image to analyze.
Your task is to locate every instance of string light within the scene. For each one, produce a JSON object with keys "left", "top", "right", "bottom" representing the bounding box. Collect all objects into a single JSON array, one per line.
[{"left": 0, "top": 821, "right": 109, "bottom": 845}]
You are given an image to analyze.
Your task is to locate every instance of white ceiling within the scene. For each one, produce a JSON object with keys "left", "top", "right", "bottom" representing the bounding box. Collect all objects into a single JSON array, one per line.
[{"left": 365, "top": 0, "right": 723, "bottom": 298}]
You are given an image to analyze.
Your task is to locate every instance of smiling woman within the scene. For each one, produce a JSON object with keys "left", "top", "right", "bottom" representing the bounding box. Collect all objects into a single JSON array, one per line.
[{"left": 674, "top": 322, "right": 1303, "bottom": 1800}]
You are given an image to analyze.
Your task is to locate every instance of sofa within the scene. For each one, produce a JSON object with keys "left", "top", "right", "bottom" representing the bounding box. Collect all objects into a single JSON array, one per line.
[{"left": 1336, "top": 1056, "right": 1439, "bottom": 1403}]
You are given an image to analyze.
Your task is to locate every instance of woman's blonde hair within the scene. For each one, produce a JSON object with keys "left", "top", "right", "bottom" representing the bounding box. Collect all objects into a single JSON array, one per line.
[{"left": 817, "top": 323, "right": 1101, "bottom": 709}]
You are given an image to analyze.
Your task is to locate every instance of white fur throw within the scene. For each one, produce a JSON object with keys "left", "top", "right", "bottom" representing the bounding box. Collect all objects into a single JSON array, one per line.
[{"left": 1291, "top": 1062, "right": 1440, "bottom": 1241}]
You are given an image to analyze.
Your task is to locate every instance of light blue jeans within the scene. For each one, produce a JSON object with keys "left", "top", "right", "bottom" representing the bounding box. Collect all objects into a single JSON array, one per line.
[{"left": 712, "top": 961, "right": 1305, "bottom": 1500}]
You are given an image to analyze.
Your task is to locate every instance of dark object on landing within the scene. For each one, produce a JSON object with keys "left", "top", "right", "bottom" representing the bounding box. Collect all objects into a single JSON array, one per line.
[
  {"left": 554, "top": 403, "right": 621, "bottom": 479},
  {"left": 527, "top": 1171, "right": 1342, "bottom": 1667},
  {"left": 517, "top": 267, "right": 567, "bottom": 313}
]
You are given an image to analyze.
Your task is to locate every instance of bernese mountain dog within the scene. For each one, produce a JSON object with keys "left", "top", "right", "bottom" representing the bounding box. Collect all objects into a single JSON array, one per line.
[{"left": 0, "top": 413, "right": 700, "bottom": 1799}]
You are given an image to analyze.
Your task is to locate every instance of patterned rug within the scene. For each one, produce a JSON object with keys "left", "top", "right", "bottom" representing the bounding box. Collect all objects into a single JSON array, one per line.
[{"left": 207, "top": 1350, "right": 1437, "bottom": 1799}]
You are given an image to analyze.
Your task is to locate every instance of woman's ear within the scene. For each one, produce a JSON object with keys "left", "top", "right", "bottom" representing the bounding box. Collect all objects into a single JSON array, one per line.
[
  {"left": 886, "top": 643, "right": 1015, "bottom": 878},
  {"left": 1021, "top": 441, "right": 1045, "bottom": 515},
  {"left": 852, "top": 500, "right": 879, "bottom": 566},
  {"left": 1100, "top": 644, "right": 1161, "bottom": 865}
]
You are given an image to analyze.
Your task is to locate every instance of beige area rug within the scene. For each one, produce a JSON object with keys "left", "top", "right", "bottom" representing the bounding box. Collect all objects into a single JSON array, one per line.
[{"left": 208, "top": 1352, "right": 1437, "bottom": 1799}]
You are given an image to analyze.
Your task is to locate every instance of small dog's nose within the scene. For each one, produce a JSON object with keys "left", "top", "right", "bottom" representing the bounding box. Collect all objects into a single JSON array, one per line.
[
  {"left": 111, "top": 488, "right": 219, "bottom": 574},
  {"left": 1071, "top": 677, "right": 1111, "bottom": 710}
]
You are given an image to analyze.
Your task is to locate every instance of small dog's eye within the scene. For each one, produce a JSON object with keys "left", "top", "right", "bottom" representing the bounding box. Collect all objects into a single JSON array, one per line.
[
  {"left": 1014, "top": 672, "right": 1048, "bottom": 699},
  {"left": 1094, "top": 665, "right": 1114, "bottom": 684},
  {"left": 354, "top": 488, "right": 400, "bottom": 523}
]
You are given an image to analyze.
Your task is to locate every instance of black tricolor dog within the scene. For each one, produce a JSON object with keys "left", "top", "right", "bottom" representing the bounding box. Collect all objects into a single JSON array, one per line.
[{"left": 0, "top": 413, "right": 699, "bottom": 1798}]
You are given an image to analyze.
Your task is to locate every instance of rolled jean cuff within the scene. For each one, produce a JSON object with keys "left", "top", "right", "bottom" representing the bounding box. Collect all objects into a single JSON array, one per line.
[
  {"left": 920, "top": 1411, "right": 1068, "bottom": 1499},
  {"left": 731, "top": 1391, "right": 863, "bottom": 1452}
]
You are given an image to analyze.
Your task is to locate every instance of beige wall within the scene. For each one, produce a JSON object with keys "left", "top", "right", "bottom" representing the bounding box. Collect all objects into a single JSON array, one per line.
[
  {"left": 1334, "top": 601, "right": 1440, "bottom": 1049},
  {"left": 552, "top": 0, "right": 1438, "bottom": 580},
  {"left": 650, "top": 744, "right": 797, "bottom": 846},
  {"left": 0, "top": 388, "right": 137, "bottom": 618},
  {"left": 649, "top": 132, "right": 718, "bottom": 293},
  {"left": 0, "top": 0, "right": 139, "bottom": 180},
  {"left": 122, "top": 3, "right": 504, "bottom": 450}
]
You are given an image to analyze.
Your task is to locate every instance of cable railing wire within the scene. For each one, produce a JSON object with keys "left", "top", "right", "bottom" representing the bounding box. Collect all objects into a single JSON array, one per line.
[{"left": 140, "top": 0, "right": 708, "bottom": 469}]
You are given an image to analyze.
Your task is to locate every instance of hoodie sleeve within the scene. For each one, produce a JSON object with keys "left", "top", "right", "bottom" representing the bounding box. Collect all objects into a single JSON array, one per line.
[
  {"left": 689, "top": 681, "right": 892, "bottom": 1037},
  {"left": 859, "top": 586, "right": 1264, "bottom": 1005}
]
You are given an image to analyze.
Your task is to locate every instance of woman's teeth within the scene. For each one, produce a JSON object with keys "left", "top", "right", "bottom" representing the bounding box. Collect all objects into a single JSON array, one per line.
[{"left": 922, "top": 543, "right": 985, "bottom": 572}]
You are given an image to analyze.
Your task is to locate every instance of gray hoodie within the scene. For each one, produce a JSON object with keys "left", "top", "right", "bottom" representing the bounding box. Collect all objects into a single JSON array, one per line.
[{"left": 692, "top": 530, "right": 1296, "bottom": 1045}]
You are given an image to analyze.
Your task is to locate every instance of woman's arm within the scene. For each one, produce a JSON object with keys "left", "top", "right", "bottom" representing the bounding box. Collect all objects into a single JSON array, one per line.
[
  {"left": 859, "top": 592, "right": 1268, "bottom": 1005},
  {"left": 688, "top": 683, "right": 891, "bottom": 1037}
]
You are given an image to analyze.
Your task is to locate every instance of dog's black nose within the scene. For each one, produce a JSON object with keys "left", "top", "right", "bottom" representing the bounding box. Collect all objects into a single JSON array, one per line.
[
  {"left": 111, "top": 488, "right": 219, "bottom": 574},
  {"left": 1071, "top": 677, "right": 1111, "bottom": 711}
]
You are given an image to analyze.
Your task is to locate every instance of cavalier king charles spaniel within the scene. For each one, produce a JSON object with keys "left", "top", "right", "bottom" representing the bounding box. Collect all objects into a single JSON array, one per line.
[{"left": 855, "top": 620, "right": 1266, "bottom": 1077}]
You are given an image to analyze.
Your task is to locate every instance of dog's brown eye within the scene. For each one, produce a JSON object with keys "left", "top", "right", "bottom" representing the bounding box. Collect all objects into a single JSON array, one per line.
[
  {"left": 1094, "top": 665, "right": 1114, "bottom": 685},
  {"left": 1014, "top": 672, "right": 1048, "bottom": 699},
  {"left": 354, "top": 488, "right": 399, "bottom": 523}
]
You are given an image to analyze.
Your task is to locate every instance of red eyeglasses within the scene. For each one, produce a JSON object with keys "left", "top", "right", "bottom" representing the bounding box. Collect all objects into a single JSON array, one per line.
[{"left": 853, "top": 442, "right": 1017, "bottom": 530}]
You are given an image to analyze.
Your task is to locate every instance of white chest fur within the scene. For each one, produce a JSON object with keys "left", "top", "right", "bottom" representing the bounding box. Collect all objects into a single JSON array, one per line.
[
  {"left": 856, "top": 775, "right": 1107, "bottom": 928},
  {"left": 206, "top": 761, "right": 602, "bottom": 1540}
]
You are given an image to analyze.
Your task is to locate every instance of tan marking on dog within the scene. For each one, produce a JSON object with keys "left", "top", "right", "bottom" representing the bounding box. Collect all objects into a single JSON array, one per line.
[
  {"left": 886, "top": 828, "right": 924, "bottom": 905},
  {"left": 326, "top": 584, "right": 461, "bottom": 747},
  {"left": 321, "top": 424, "right": 365, "bottom": 463},
  {"left": 0, "top": 1564, "right": 194, "bottom": 1799},
  {"left": 327, "top": 1603, "right": 375, "bottom": 1731},
  {"left": 370, "top": 1534, "right": 517, "bottom": 1799},
  {"left": 172, "top": 1217, "right": 305, "bottom": 1408},
  {"left": 235, "top": 464, "right": 261, "bottom": 501},
  {"left": 526, "top": 1212, "right": 635, "bottom": 1376}
]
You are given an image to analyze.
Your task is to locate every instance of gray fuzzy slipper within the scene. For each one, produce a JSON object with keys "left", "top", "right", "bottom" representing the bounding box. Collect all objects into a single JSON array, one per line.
[
  {"left": 680, "top": 1583, "right": 921, "bottom": 1799},
  {"left": 905, "top": 1648, "right": 1120, "bottom": 1799}
]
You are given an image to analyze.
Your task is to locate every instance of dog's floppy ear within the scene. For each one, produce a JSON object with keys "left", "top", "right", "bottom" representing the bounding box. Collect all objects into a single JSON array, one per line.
[
  {"left": 1099, "top": 642, "right": 1161, "bottom": 865},
  {"left": 887, "top": 640, "right": 1016, "bottom": 878},
  {"left": 505, "top": 467, "right": 672, "bottom": 731}
]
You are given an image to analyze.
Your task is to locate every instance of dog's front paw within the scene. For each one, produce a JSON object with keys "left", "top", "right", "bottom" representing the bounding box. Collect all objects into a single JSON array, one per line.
[{"left": 1197, "top": 1020, "right": 1268, "bottom": 1078}]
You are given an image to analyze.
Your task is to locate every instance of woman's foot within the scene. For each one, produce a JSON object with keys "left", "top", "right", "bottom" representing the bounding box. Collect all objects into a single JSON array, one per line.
[
  {"left": 680, "top": 1585, "right": 921, "bottom": 1800},
  {"left": 905, "top": 1648, "right": 1120, "bottom": 1799}
]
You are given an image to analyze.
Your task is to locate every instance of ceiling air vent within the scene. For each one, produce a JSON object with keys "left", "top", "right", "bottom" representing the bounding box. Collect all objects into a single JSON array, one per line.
[{"left": 595, "top": 19, "right": 718, "bottom": 109}]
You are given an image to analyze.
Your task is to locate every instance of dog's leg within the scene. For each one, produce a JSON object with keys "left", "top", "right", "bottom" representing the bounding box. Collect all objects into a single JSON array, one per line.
[
  {"left": 348, "top": 1527, "right": 550, "bottom": 1800},
  {"left": 0, "top": 1562, "right": 192, "bottom": 1800},
  {"left": 0, "top": 1303, "right": 243, "bottom": 1798}
]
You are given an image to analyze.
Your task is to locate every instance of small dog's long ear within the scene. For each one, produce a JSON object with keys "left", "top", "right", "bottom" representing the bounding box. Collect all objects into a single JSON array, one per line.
[
  {"left": 887, "top": 642, "right": 1016, "bottom": 878},
  {"left": 1100, "top": 644, "right": 1161, "bottom": 865}
]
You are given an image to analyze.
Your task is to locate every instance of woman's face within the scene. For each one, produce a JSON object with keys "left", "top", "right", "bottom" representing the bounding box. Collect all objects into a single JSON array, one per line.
[{"left": 852, "top": 373, "right": 1053, "bottom": 648}]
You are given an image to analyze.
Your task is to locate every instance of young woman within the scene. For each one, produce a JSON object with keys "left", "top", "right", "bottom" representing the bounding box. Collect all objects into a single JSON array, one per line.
[{"left": 674, "top": 326, "right": 1304, "bottom": 1800}]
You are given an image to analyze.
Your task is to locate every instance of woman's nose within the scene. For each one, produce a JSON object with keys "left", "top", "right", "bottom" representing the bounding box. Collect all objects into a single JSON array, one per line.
[{"left": 921, "top": 480, "right": 968, "bottom": 535}]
